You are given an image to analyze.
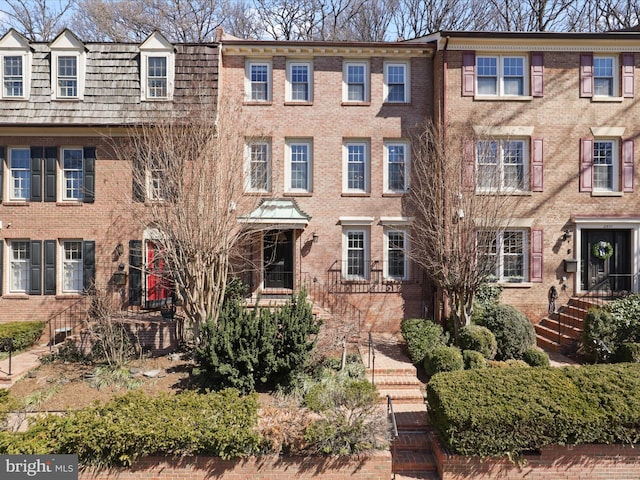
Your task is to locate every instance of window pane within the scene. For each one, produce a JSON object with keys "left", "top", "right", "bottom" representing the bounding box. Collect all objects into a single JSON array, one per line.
[
  {"left": 503, "top": 77, "right": 523, "bottom": 95},
  {"left": 63, "top": 149, "right": 84, "bottom": 199},
  {"left": 250, "top": 144, "right": 269, "bottom": 190},
  {"left": 4, "top": 56, "right": 23, "bottom": 97},
  {"left": 347, "top": 231, "right": 365, "bottom": 277},
  {"left": 10, "top": 148, "right": 30, "bottom": 199},
  {"left": 502, "top": 231, "right": 524, "bottom": 281},
  {"left": 502, "top": 141, "right": 525, "bottom": 189},
  {"left": 387, "top": 231, "right": 406, "bottom": 278},
  {"left": 58, "top": 56, "right": 77, "bottom": 97},
  {"left": 290, "top": 144, "right": 308, "bottom": 190},
  {"left": 347, "top": 64, "right": 365, "bottom": 101},
  {"left": 147, "top": 57, "right": 167, "bottom": 98},
  {"left": 10, "top": 241, "right": 29, "bottom": 292},
  {"left": 387, "top": 144, "right": 406, "bottom": 191},
  {"left": 477, "top": 77, "right": 497, "bottom": 95},
  {"left": 593, "top": 141, "right": 614, "bottom": 190},
  {"left": 251, "top": 64, "right": 268, "bottom": 101},
  {"left": 386, "top": 65, "right": 405, "bottom": 102},
  {"left": 347, "top": 144, "right": 366, "bottom": 190},
  {"left": 594, "top": 58, "right": 614, "bottom": 96},
  {"left": 63, "top": 241, "right": 83, "bottom": 292}
]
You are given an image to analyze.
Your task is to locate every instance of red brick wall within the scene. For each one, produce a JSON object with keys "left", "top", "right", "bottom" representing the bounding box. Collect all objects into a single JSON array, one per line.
[{"left": 79, "top": 452, "right": 392, "bottom": 480}]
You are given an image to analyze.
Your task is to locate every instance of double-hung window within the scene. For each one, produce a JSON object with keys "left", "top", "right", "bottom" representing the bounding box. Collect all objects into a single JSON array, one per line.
[
  {"left": 343, "top": 61, "right": 368, "bottom": 102},
  {"left": 10, "top": 240, "right": 30, "bottom": 293},
  {"left": 49, "top": 30, "right": 85, "bottom": 100},
  {"left": 477, "top": 55, "right": 526, "bottom": 96},
  {"left": 146, "top": 56, "right": 167, "bottom": 98},
  {"left": 62, "top": 240, "right": 83, "bottom": 293},
  {"left": 139, "top": 32, "right": 175, "bottom": 101},
  {"left": 478, "top": 230, "right": 527, "bottom": 283},
  {"left": 247, "top": 61, "right": 271, "bottom": 102},
  {"left": 287, "top": 61, "right": 312, "bottom": 102},
  {"left": 343, "top": 141, "right": 369, "bottom": 193},
  {"left": 344, "top": 230, "right": 368, "bottom": 280},
  {"left": 385, "top": 230, "right": 408, "bottom": 280},
  {"left": 593, "top": 56, "right": 615, "bottom": 97},
  {"left": 246, "top": 141, "right": 270, "bottom": 192},
  {"left": 0, "top": 31, "right": 31, "bottom": 99},
  {"left": 286, "top": 139, "right": 312, "bottom": 192},
  {"left": 384, "top": 62, "right": 409, "bottom": 103},
  {"left": 593, "top": 139, "right": 617, "bottom": 191},
  {"left": 9, "top": 147, "right": 30, "bottom": 200},
  {"left": 476, "top": 139, "right": 527, "bottom": 192},
  {"left": 3, "top": 55, "right": 23, "bottom": 97},
  {"left": 57, "top": 56, "right": 77, "bottom": 98},
  {"left": 62, "top": 148, "right": 84, "bottom": 200},
  {"left": 384, "top": 141, "right": 409, "bottom": 193}
]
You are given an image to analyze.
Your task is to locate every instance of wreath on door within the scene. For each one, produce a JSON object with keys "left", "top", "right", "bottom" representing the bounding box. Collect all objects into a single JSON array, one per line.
[{"left": 592, "top": 240, "right": 614, "bottom": 260}]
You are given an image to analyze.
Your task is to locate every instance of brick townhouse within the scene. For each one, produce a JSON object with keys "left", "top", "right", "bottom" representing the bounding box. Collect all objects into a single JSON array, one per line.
[
  {"left": 0, "top": 28, "right": 217, "bottom": 326},
  {"left": 416, "top": 30, "right": 640, "bottom": 348}
]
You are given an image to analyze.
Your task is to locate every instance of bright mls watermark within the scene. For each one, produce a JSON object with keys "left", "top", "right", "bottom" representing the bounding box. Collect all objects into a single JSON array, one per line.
[{"left": 1, "top": 455, "right": 77, "bottom": 479}]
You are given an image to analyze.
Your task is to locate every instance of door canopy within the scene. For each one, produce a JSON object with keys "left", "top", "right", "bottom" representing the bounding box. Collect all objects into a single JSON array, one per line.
[{"left": 238, "top": 198, "right": 311, "bottom": 229}]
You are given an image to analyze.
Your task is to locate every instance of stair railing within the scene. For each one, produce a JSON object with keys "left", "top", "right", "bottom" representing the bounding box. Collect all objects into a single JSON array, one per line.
[
  {"left": 387, "top": 395, "right": 399, "bottom": 480},
  {"left": 368, "top": 331, "right": 376, "bottom": 385},
  {"left": 46, "top": 296, "right": 90, "bottom": 352}
]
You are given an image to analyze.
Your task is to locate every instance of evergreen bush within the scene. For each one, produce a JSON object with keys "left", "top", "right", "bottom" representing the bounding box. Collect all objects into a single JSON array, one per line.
[
  {"left": 522, "top": 348, "right": 550, "bottom": 367},
  {"left": 462, "top": 350, "right": 487, "bottom": 369},
  {"left": 477, "top": 304, "right": 535, "bottom": 360},
  {"left": 0, "top": 322, "right": 45, "bottom": 352},
  {"left": 458, "top": 325, "right": 497, "bottom": 359},
  {"left": 400, "top": 318, "right": 449, "bottom": 365},
  {"left": 614, "top": 342, "right": 640, "bottom": 363},
  {"left": 424, "top": 345, "right": 464, "bottom": 376}
]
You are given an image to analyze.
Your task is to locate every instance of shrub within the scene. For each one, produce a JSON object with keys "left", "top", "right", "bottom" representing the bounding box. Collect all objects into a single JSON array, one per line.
[
  {"left": 477, "top": 304, "right": 535, "bottom": 360},
  {"left": 522, "top": 348, "right": 550, "bottom": 367},
  {"left": 0, "top": 322, "right": 45, "bottom": 352},
  {"left": 0, "top": 389, "right": 261, "bottom": 465},
  {"left": 426, "top": 363, "right": 640, "bottom": 457},
  {"left": 462, "top": 350, "right": 486, "bottom": 369},
  {"left": 487, "top": 359, "right": 530, "bottom": 368},
  {"left": 458, "top": 325, "right": 497, "bottom": 359},
  {"left": 424, "top": 346, "right": 464, "bottom": 376},
  {"left": 614, "top": 343, "right": 640, "bottom": 363},
  {"left": 400, "top": 318, "right": 449, "bottom": 365}
]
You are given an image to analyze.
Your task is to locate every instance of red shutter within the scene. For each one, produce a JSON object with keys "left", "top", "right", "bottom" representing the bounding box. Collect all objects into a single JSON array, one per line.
[
  {"left": 462, "top": 140, "right": 476, "bottom": 191},
  {"left": 462, "top": 51, "right": 475, "bottom": 97},
  {"left": 622, "top": 53, "right": 634, "bottom": 98},
  {"left": 580, "top": 137, "right": 593, "bottom": 192},
  {"left": 530, "top": 52, "right": 544, "bottom": 97},
  {"left": 623, "top": 139, "right": 634, "bottom": 192},
  {"left": 530, "top": 228, "right": 543, "bottom": 283},
  {"left": 531, "top": 138, "right": 544, "bottom": 192},
  {"left": 580, "top": 53, "right": 593, "bottom": 98}
]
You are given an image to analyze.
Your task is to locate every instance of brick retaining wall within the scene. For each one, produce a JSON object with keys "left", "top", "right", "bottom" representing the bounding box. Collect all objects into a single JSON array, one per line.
[
  {"left": 433, "top": 435, "right": 640, "bottom": 480},
  {"left": 79, "top": 452, "right": 392, "bottom": 480}
]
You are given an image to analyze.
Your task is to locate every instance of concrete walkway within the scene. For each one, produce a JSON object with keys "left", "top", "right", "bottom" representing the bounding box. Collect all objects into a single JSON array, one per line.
[{"left": 0, "top": 346, "right": 49, "bottom": 389}]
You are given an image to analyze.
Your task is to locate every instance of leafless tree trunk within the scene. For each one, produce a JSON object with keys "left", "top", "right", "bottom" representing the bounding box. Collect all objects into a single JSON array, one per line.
[
  {"left": 409, "top": 120, "right": 523, "bottom": 340},
  {"left": 0, "top": 0, "right": 75, "bottom": 41}
]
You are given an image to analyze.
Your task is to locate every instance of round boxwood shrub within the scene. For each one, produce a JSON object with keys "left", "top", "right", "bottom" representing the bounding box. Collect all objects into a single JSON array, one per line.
[
  {"left": 614, "top": 342, "right": 640, "bottom": 363},
  {"left": 424, "top": 346, "right": 464, "bottom": 376},
  {"left": 477, "top": 304, "right": 536, "bottom": 360},
  {"left": 487, "top": 359, "right": 530, "bottom": 368},
  {"left": 400, "top": 318, "right": 449, "bottom": 365},
  {"left": 458, "top": 325, "right": 497, "bottom": 360},
  {"left": 522, "top": 348, "right": 550, "bottom": 367},
  {"left": 462, "top": 350, "right": 487, "bottom": 369}
]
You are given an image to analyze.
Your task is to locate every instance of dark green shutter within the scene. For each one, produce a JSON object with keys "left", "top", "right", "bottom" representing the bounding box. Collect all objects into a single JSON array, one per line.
[
  {"left": 129, "top": 240, "right": 142, "bottom": 306},
  {"left": 30, "top": 147, "right": 43, "bottom": 202},
  {"left": 44, "top": 147, "right": 57, "bottom": 202},
  {"left": 0, "top": 146, "right": 4, "bottom": 203},
  {"left": 83, "top": 241, "right": 95, "bottom": 293},
  {"left": 44, "top": 240, "right": 56, "bottom": 295},
  {"left": 30, "top": 240, "right": 42, "bottom": 295},
  {"left": 83, "top": 147, "right": 95, "bottom": 203}
]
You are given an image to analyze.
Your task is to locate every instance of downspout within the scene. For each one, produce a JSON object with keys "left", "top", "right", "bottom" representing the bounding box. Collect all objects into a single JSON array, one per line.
[{"left": 439, "top": 36, "right": 451, "bottom": 324}]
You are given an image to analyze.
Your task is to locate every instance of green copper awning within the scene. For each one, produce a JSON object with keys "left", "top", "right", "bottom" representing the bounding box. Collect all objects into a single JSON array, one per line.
[{"left": 238, "top": 199, "right": 311, "bottom": 228}]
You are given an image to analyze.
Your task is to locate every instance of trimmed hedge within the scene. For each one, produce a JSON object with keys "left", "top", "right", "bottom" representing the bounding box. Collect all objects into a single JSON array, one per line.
[
  {"left": 0, "top": 389, "right": 261, "bottom": 466},
  {"left": 400, "top": 318, "right": 448, "bottom": 365},
  {"left": 0, "top": 322, "right": 45, "bottom": 352},
  {"left": 462, "top": 350, "right": 486, "bottom": 369},
  {"left": 424, "top": 346, "right": 463, "bottom": 376},
  {"left": 522, "top": 348, "right": 550, "bottom": 367},
  {"left": 426, "top": 363, "right": 640, "bottom": 457},
  {"left": 477, "top": 304, "right": 535, "bottom": 360},
  {"left": 458, "top": 325, "right": 497, "bottom": 359}
]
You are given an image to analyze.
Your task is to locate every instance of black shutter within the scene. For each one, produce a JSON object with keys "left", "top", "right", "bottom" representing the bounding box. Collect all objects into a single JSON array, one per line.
[
  {"left": 44, "top": 147, "right": 57, "bottom": 202},
  {"left": 83, "top": 241, "right": 96, "bottom": 293},
  {"left": 30, "top": 147, "right": 43, "bottom": 202},
  {"left": 44, "top": 240, "right": 57, "bottom": 295},
  {"left": 0, "top": 146, "right": 4, "bottom": 203},
  {"left": 129, "top": 240, "right": 142, "bottom": 306},
  {"left": 83, "top": 147, "right": 95, "bottom": 203},
  {"left": 0, "top": 241, "right": 3, "bottom": 295},
  {"left": 29, "top": 240, "right": 42, "bottom": 295},
  {"left": 132, "top": 158, "right": 145, "bottom": 202}
]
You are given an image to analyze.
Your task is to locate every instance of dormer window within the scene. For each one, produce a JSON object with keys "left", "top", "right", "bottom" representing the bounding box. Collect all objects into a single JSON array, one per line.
[
  {"left": 0, "top": 29, "right": 31, "bottom": 100},
  {"left": 140, "top": 32, "right": 174, "bottom": 101},
  {"left": 49, "top": 30, "right": 85, "bottom": 100}
]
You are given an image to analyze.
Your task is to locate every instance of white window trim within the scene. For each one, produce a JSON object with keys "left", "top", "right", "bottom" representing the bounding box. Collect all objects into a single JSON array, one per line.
[
  {"left": 592, "top": 138, "right": 620, "bottom": 192},
  {"left": 285, "top": 138, "right": 313, "bottom": 193},
  {"left": 383, "top": 61, "right": 410, "bottom": 103},
  {"left": 0, "top": 51, "right": 30, "bottom": 99},
  {"left": 476, "top": 54, "right": 528, "bottom": 97},
  {"left": 342, "top": 139, "right": 370, "bottom": 194},
  {"left": 342, "top": 228, "right": 370, "bottom": 281},
  {"left": 8, "top": 239, "right": 30, "bottom": 293},
  {"left": 50, "top": 50, "right": 85, "bottom": 100},
  {"left": 593, "top": 55, "right": 618, "bottom": 98},
  {"left": 384, "top": 140, "right": 410, "bottom": 193},
  {"left": 60, "top": 239, "right": 83, "bottom": 294},
  {"left": 146, "top": 167, "right": 166, "bottom": 201},
  {"left": 59, "top": 146, "right": 84, "bottom": 201},
  {"left": 384, "top": 229, "right": 409, "bottom": 281},
  {"left": 342, "top": 60, "right": 369, "bottom": 103},
  {"left": 285, "top": 60, "right": 313, "bottom": 102},
  {"left": 476, "top": 138, "right": 529, "bottom": 193},
  {"left": 140, "top": 52, "right": 175, "bottom": 101},
  {"left": 244, "top": 139, "right": 271, "bottom": 193},
  {"left": 482, "top": 229, "right": 529, "bottom": 283},
  {"left": 245, "top": 59, "right": 272, "bottom": 102},
  {"left": 7, "top": 146, "right": 31, "bottom": 201}
]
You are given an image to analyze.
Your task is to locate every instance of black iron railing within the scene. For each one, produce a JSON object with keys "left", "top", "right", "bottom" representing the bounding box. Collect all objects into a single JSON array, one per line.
[
  {"left": 368, "top": 332, "right": 376, "bottom": 385},
  {"left": 387, "top": 394, "right": 399, "bottom": 480},
  {"left": 46, "top": 296, "right": 90, "bottom": 352},
  {"left": 327, "top": 260, "right": 412, "bottom": 294}
]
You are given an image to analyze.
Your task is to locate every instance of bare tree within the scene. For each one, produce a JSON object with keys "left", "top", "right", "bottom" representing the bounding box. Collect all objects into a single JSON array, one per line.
[
  {"left": 485, "top": 0, "right": 584, "bottom": 32},
  {"left": 0, "top": 0, "right": 75, "bottom": 41},
  {"left": 409, "top": 120, "right": 523, "bottom": 340},
  {"left": 393, "top": 0, "right": 484, "bottom": 40},
  {"left": 346, "top": 0, "right": 395, "bottom": 41},
  {"left": 122, "top": 98, "right": 259, "bottom": 345},
  {"left": 223, "top": 0, "right": 264, "bottom": 39}
]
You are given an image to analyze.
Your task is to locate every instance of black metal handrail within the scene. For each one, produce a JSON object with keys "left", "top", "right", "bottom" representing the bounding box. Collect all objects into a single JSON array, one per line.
[
  {"left": 368, "top": 332, "right": 376, "bottom": 385},
  {"left": 46, "top": 296, "right": 90, "bottom": 352},
  {"left": 387, "top": 395, "right": 399, "bottom": 480},
  {"left": 326, "top": 260, "right": 414, "bottom": 294}
]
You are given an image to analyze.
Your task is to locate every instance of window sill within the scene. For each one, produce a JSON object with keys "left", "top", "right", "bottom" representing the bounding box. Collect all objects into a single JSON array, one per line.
[
  {"left": 2, "top": 201, "right": 29, "bottom": 206},
  {"left": 283, "top": 192, "right": 312, "bottom": 197},
  {"left": 476, "top": 190, "right": 532, "bottom": 196},
  {"left": 243, "top": 100, "right": 272, "bottom": 106},
  {"left": 55, "top": 201, "right": 84, "bottom": 206},
  {"left": 499, "top": 282, "right": 532, "bottom": 288},
  {"left": 1, "top": 97, "right": 28, "bottom": 101},
  {"left": 284, "top": 101, "right": 313, "bottom": 106},
  {"left": 591, "top": 191, "right": 623, "bottom": 197},
  {"left": 56, "top": 293, "right": 83, "bottom": 299},
  {"left": 142, "top": 97, "right": 173, "bottom": 102},
  {"left": 2, "top": 293, "right": 29, "bottom": 299},
  {"left": 341, "top": 101, "right": 371, "bottom": 107},
  {"left": 341, "top": 278, "right": 369, "bottom": 284},
  {"left": 474, "top": 95, "right": 533, "bottom": 101},
  {"left": 382, "top": 192, "right": 407, "bottom": 197},
  {"left": 244, "top": 191, "right": 271, "bottom": 196},
  {"left": 591, "top": 96, "right": 624, "bottom": 103},
  {"left": 382, "top": 101, "right": 411, "bottom": 106},
  {"left": 52, "top": 97, "right": 83, "bottom": 102},
  {"left": 341, "top": 192, "right": 370, "bottom": 197}
]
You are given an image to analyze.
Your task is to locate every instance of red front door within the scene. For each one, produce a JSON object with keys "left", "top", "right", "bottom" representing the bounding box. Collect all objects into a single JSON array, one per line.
[{"left": 146, "top": 241, "right": 172, "bottom": 307}]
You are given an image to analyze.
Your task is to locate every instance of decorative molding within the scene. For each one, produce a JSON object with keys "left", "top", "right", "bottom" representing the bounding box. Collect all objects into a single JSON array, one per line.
[{"left": 590, "top": 126, "right": 626, "bottom": 137}]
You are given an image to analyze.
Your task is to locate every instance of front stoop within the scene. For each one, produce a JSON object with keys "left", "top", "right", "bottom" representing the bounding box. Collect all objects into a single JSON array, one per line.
[{"left": 392, "top": 430, "right": 439, "bottom": 479}]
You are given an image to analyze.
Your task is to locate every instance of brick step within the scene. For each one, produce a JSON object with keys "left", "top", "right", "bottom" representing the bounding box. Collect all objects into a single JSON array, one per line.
[
  {"left": 394, "top": 472, "right": 440, "bottom": 480},
  {"left": 365, "top": 365, "right": 418, "bottom": 376},
  {"left": 556, "top": 311, "right": 585, "bottom": 330},
  {"left": 370, "top": 373, "right": 423, "bottom": 388},
  {"left": 392, "top": 450, "right": 438, "bottom": 473},
  {"left": 391, "top": 406, "right": 430, "bottom": 430},
  {"left": 537, "top": 318, "right": 583, "bottom": 340},
  {"left": 377, "top": 388, "right": 425, "bottom": 404},
  {"left": 536, "top": 334, "right": 561, "bottom": 353},
  {"left": 535, "top": 323, "right": 576, "bottom": 345},
  {"left": 393, "top": 431, "right": 431, "bottom": 451}
]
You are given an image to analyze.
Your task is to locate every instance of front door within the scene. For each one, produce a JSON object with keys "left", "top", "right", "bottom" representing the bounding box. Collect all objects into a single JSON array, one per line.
[
  {"left": 146, "top": 240, "right": 172, "bottom": 308},
  {"left": 581, "top": 229, "right": 631, "bottom": 293},
  {"left": 263, "top": 230, "right": 294, "bottom": 289}
]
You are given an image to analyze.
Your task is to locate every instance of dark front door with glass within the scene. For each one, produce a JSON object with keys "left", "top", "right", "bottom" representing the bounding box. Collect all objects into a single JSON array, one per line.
[
  {"left": 581, "top": 229, "right": 631, "bottom": 293},
  {"left": 263, "top": 230, "right": 294, "bottom": 289}
]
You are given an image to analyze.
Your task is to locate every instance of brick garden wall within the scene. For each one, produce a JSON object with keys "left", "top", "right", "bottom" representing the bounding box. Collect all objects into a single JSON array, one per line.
[{"left": 79, "top": 452, "right": 392, "bottom": 480}]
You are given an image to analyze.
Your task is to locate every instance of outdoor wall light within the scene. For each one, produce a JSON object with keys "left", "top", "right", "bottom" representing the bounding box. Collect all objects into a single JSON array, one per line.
[
  {"left": 115, "top": 242, "right": 124, "bottom": 257},
  {"left": 312, "top": 232, "right": 319, "bottom": 244},
  {"left": 562, "top": 229, "right": 572, "bottom": 241}
]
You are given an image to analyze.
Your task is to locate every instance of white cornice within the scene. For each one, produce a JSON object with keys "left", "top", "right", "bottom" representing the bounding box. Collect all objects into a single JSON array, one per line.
[
  {"left": 223, "top": 45, "right": 432, "bottom": 58},
  {"left": 443, "top": 39, "right": 640, "bottom": 53}
]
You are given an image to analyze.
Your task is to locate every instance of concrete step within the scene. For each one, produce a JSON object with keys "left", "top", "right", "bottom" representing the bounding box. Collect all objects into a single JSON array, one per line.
[{"left": 393, "top": 450, "right": 438, "bottom": 473}]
